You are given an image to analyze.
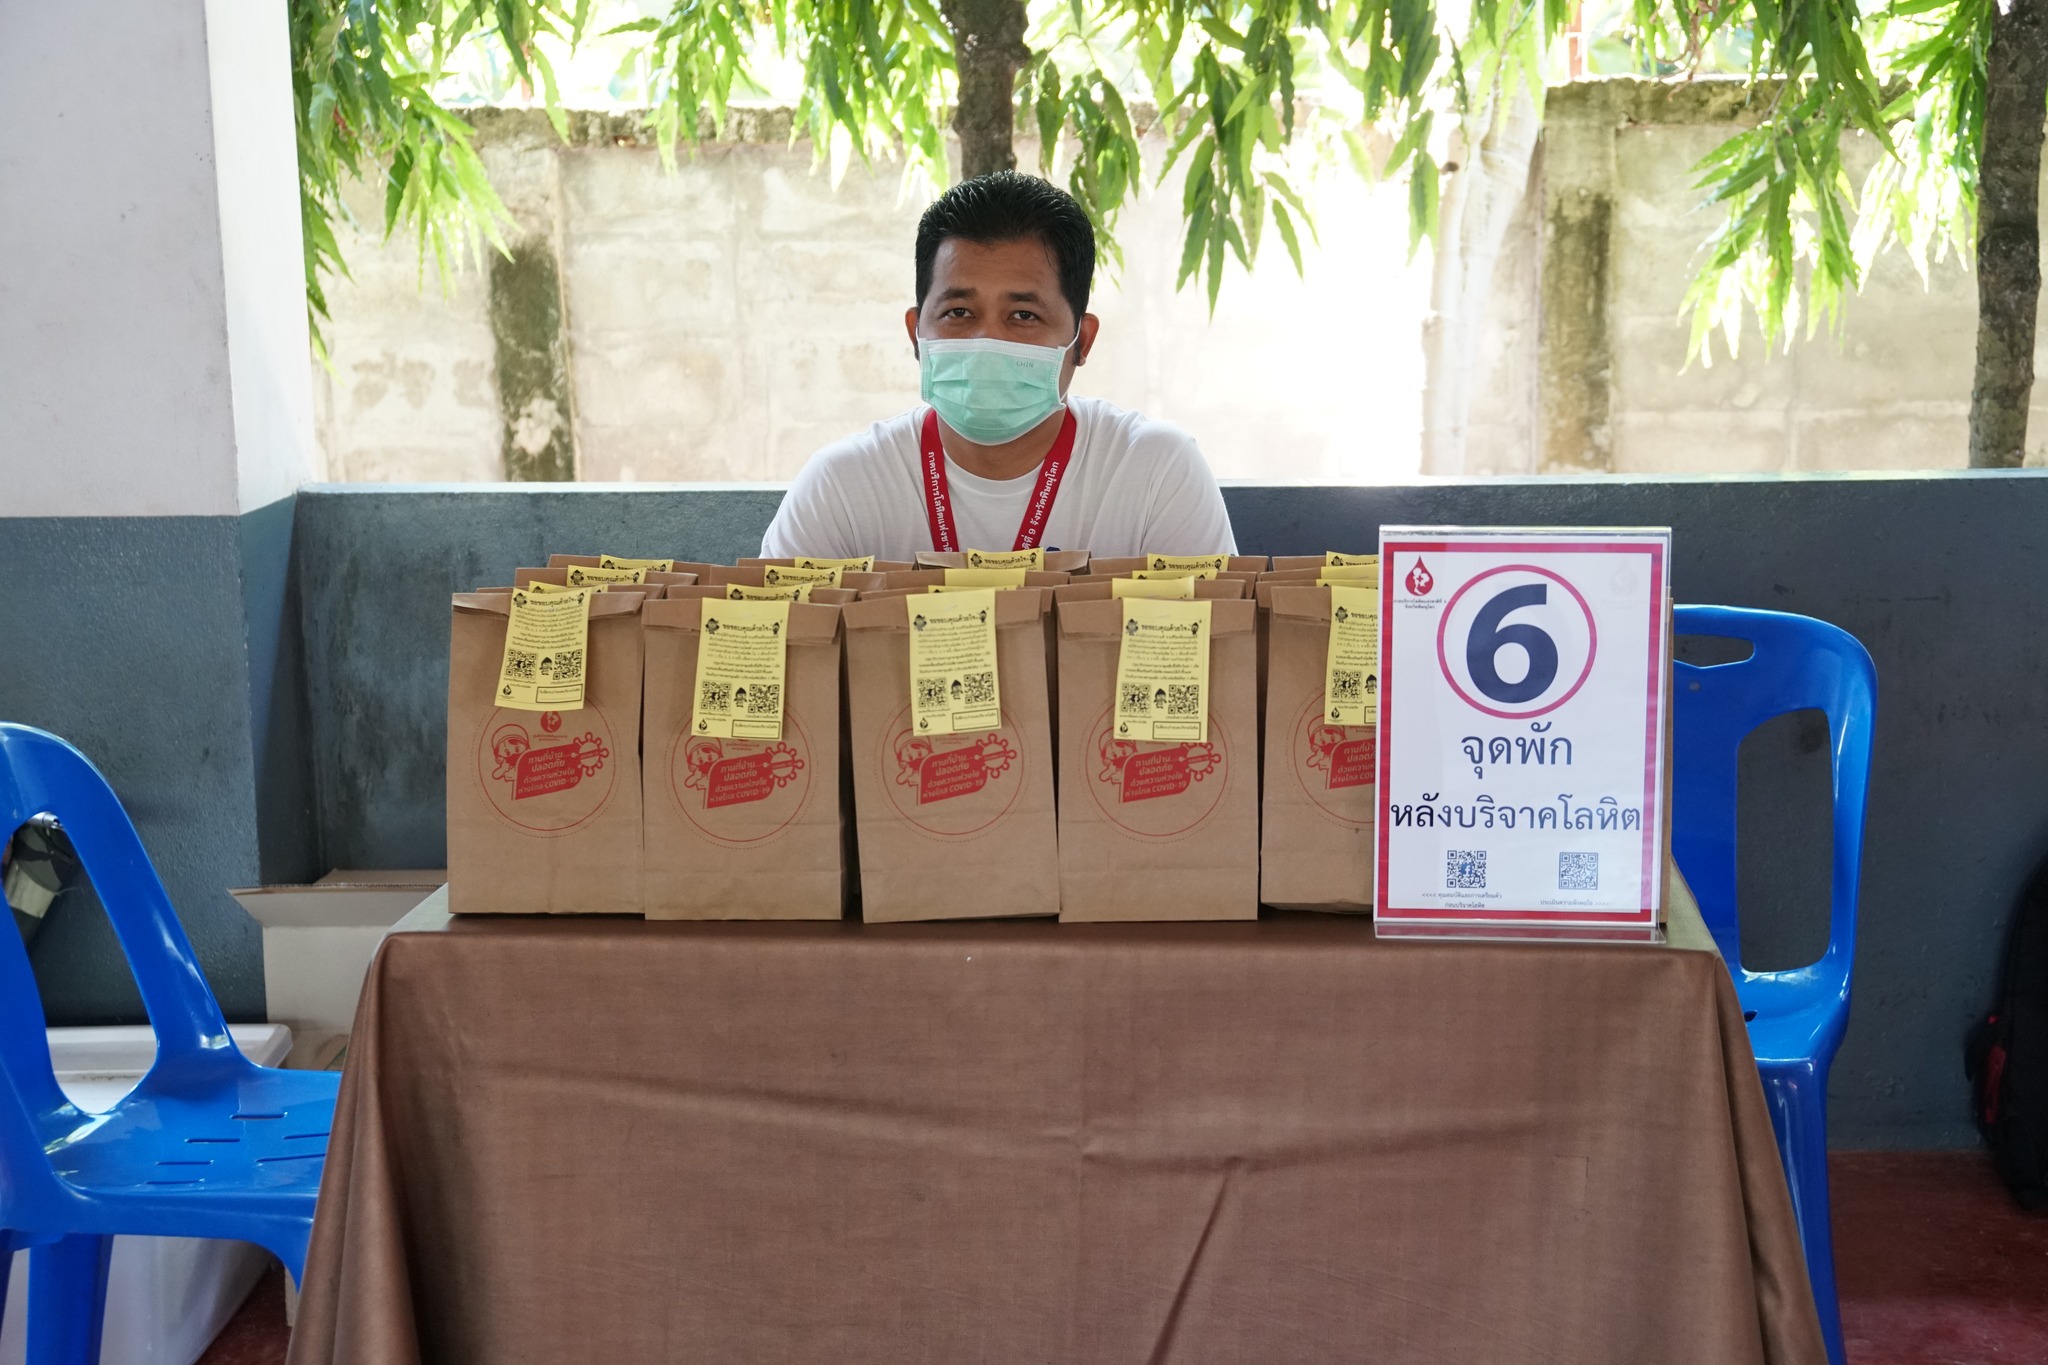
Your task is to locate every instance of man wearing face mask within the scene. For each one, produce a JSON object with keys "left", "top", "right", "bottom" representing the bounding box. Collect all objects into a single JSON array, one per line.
[{"left": 759, "top": 172, "right": 1237, "bottom": 561}]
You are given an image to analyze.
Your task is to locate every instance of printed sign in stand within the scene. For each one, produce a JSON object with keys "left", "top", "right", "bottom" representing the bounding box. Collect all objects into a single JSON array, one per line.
[{"left": 1375, "top": 527, "right": 1671, "bottom": 942}]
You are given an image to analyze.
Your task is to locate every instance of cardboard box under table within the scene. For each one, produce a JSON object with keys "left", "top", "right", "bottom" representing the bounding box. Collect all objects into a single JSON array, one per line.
[
  {"left": 288, "top": 882, "right": 1825, "bottom": 1365},
  {"left": 230, "top": 870, "right": 443, "bottom": 1059}
]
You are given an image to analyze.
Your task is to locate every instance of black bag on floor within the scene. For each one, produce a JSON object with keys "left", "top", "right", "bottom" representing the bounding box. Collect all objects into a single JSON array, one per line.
[{"left": 1967, "top": 856, "right": 2048, "bottom": 1210}]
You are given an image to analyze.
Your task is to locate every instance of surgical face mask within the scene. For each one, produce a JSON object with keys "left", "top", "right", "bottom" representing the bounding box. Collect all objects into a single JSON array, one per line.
[{"left": 918, "top": 331, "right": 1078, "bottom": 447}]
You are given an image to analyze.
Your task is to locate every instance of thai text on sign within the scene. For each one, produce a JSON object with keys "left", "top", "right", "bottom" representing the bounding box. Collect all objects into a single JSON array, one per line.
[{"left": 1374, "top": 527, "right": 1670, "bottom": 933}]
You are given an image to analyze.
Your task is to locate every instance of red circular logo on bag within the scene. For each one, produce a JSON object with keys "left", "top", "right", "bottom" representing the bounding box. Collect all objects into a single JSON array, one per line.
[
  {"left": 1083, "top": 705, "right": 1230, "bottom": 840},
  {"left": 668, "top": 715, "right": 814, "bottom": 846},
  {"left": 878, "top": 705, "right": 1025, "bottom": 840},
  {"left": 474, "top": 704, "right": 618, "bottom": 835},
  {"left": 1290, "top": 694, "right": 1376, "bottom": 827}
]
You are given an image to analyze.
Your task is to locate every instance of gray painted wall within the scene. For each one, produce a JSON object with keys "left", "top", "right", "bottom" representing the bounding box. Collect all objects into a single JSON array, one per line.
[
  {"left": 0, "top": 506, "right": 317, "bottom": 1023},
  {"left": 295, "top": 474, "right": 2048, "bottom": 1149}
]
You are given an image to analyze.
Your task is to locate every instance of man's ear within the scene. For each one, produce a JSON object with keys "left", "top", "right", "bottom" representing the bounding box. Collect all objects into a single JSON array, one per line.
[
  {"left": 904, "top": 307, "right": 922, "bottom": 358},
  {"left": 1075, "top": 313, "right": 1101, "bottom": 366}
]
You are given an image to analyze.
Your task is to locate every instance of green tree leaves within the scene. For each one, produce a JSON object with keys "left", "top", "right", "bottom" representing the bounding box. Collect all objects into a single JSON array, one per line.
[{"left": 292, "top": 0, "right": 592, "bottom": 359}]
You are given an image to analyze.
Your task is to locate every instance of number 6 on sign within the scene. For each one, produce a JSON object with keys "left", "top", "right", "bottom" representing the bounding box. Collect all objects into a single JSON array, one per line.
[{"left": 1375, "top": 527, "right": 1670, "bottom": 936}]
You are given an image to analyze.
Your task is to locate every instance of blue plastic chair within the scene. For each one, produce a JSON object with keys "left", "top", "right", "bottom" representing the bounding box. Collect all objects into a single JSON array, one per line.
[
  {"left": 0, "top": 723, "right": 339, "bottom": 1364},
  {"left": 1671, "top": 606, "right": 1876, "bottom": 1365}
]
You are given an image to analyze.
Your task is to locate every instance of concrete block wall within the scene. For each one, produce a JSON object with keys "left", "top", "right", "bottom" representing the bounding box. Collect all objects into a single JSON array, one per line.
[
  {"left": 317, "top": 82, "right": 2048, "bottom": 480},
  {"left": 314, "top": 110, "right": 1431, "bottom": 486},
  {"left": 1542, "top": 79, "right": 2048, "bottom": 474}
]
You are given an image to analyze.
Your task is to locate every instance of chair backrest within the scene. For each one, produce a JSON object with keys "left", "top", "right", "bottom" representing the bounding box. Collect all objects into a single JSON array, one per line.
[
  {"left": 1671, "top": 606, "right": 1876, "bottom": 997},
  {"left": 0, "top": 724, "right": 238, "bottom": 1092}
]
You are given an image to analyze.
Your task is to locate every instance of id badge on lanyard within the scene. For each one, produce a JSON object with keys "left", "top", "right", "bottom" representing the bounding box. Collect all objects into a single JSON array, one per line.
[{"left": 920, "top": 407, "right": 1077, "bottom": 553}]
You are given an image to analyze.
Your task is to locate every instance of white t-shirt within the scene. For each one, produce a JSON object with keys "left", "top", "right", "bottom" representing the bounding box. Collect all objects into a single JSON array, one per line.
[{"left": 759, "top": 396, "right": 1237, "bottom": 562}]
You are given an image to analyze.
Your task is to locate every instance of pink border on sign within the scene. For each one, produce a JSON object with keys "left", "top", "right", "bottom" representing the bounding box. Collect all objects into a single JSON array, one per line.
[
  {"left": 1376, "top": 538, "right": 1667, "bottom": 926},
  {"left": 1433, "top": 564, "right": 1599, "bottom": 720}
]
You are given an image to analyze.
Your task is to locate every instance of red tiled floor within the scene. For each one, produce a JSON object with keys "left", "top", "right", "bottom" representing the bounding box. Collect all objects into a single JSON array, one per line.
[
  {"left": 194, "top": 1263, "right": 287, "bottom": 1365},
  {"left": 1836, "top": 1151, "right": 2048, "bottom": 1365},
  {"left": 195, "top": 1152, "right": 2048, "bottom": 1363}
]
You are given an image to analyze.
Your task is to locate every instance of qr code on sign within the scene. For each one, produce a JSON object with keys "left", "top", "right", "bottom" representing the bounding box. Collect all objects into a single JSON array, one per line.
[
  {"left": 1166, "top": 684, "right": 1202, "bottom": 715},
  {"left": 698, "top": 680, "right": 731, "bottom": 713},
  {"left": 960, "top": 671, "right": 995, "bottom": 704},
  {"left": 1559, "top": 852, "right": 1599, "bottom": 891},
  {"left": 1330, "top": 669, "right": 1363, "bottom": 703},
  {"left": 1119, "top": 683, "right": 1150, "bottom": 716},
  {"left": 505, "top": 650, "right": 537, "bottom": 682},
  {"left": 550, "top": 648, "right": 584, "bottom": 682},
  {"left": 1445, "top": 850, "right": 1487, "bottom": 890},
  {"left": 745, "top": 683, "right": 782, "bottom": 714},
  {"left": 916, "top": 677, "right": 948, "bottom": 709}
]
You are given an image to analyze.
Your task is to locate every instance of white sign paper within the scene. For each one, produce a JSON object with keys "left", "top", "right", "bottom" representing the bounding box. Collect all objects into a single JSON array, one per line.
[{"left": 1375, "top": 528, "right": 1670, "bottom": 931}]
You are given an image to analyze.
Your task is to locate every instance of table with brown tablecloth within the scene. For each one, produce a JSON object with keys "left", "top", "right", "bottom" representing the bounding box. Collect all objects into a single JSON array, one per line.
[{"left": 288, "top": 890, "right": 1825, "bottom": 1365}]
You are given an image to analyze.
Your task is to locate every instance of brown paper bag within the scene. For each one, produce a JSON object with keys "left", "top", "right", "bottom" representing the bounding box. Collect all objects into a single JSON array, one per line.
[
  {"left": 842, "top": 590, "right": 1059, "bottom": 922},
  {"left": 1261, "top": 587, "right": 1376, "bottom": 911},
  {"left": 858, "top": 569, "right": 1072, "bottom": 596},
  {"left": 1084, "top": 555, "right": 1267, "bottom": 576},
  {"left": 550, "top": 554, "right": 728, "bottom": 582},
  {"left": 1054, "top": 598, "right": 1259, "bottom": 921},
  {"left": 1269, "top": 554, "right": 1379, "bottom": 573},
  {"left": 1049, "top": 578, "right": 1247, "bottom": 603},
  {"left": 661, "top": 583, "right": 859, "bottom": 606},
  {"left": 512, "top": 567, "right": 666, "bottom": 599},
  {"left": 1256, "top": 569, "right": 1380, "bottom": 591},
  {"left": 641, "top": 599, "right": 847, "bottom": 919},
  {"left": 446, "top": 591, "right": 645, "bottom": 915},
  {"left": 708, "top": 565, "right": 893, "bottom": 595},
  {"left": 741, "top": 556, "right": 917, "bottom": 572},
  {"left": 916, "top": 549, "right": 1093, "bottom": 574}
]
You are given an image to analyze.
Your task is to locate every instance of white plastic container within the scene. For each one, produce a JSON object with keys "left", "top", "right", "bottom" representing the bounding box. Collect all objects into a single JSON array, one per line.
[{"left": 0, "top": 1023, "right": 292, "bottom": 1365}]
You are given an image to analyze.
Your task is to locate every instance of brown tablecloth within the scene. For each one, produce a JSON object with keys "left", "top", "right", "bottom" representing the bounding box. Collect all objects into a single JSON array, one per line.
[{"left": 289, "top": 895, "right": 1824, "bottom": 1365}]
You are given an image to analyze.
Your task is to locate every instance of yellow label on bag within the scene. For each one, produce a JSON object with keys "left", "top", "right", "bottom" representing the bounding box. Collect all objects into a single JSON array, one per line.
[
  {"left": 794, "top": 555, "right": 874, "bottom": 572},
  {"left": 1114, "top": 599, "right": 1211, "bottom": 743},
  {"left": 1315, "top": 563, "right": 1380, "bottom": 583},
  {"left": 943, "top": 566, "right": 1029, "bottom": 588},
  {"left": 1112, "top": 576, "right": 1196, "bottom": 599},
  {"left": 495, "top": 588, "right": 591, "bottom": 712},
  {"left": 692, "top": 599, "right": 790, "bottom": 740},
  {"left": 1323, "top": 586, "right": 1380, "bottom": 727},
  {"left": 1131, "top": 566, "right": 1218, "bottom": 581},
  {"left": 906, "top": 589, "right": 1000, "bottom": 736},
  {"left": 762, "top": 565, "right": 843, "bottom": 589},
  {"left": 524, "top": 580, "right": 575, "bottom": 594},
  {"left": 726, "top": 582, "right": 812, "bottom": 602},
  {"left": 1325, "top": 552, "right": 1379, "bottom": 569},
  {"left": 964, "top": 548, "right": 1044, "bottom": 571},
  {"left": 1146, "top": 553, "right": 1229, "bottom": 575},
  {"left": 598, "top": 555, "right": 673, "bottom": 572},
  {"left": 565, "top": 564, "right": 647, "bottom": 587}
]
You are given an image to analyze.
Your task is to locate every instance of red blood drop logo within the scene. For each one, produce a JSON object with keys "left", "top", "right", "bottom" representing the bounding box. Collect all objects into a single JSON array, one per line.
[{"left": 1405, "top": 558, "right": 1434, "bottom": 595}]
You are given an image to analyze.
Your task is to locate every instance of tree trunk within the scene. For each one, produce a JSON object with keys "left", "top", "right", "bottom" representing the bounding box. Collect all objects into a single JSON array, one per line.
[
  {"left": 942, "top": 0, "right": 1029, "bottom": 178},
  {"left": 1422, "top": 74, "right": 1544, "bottom": 474},
  {"left": 1971, "top": 0, "right": 2048, "bottom": 468}
]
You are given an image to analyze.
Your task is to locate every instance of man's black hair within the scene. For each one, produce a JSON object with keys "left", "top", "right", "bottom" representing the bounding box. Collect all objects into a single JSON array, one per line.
[{"left": 914, "top": 171, "right": 1096, "bottom": 321}]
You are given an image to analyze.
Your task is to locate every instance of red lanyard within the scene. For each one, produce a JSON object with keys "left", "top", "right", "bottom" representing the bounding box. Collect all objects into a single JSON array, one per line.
[{"left": 919, "top": 407, "right": 1077, "bottom": 553}]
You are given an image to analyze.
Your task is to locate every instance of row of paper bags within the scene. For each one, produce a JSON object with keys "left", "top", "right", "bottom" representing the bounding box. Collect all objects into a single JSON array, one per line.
[{"left": 446, "top": 553, "right": 1377, "bottom": 921}]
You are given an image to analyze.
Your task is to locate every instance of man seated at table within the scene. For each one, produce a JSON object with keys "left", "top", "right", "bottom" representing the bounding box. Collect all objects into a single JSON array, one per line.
[{"left": 759, "top": 171, "right": 1237, "bottom": 562}]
